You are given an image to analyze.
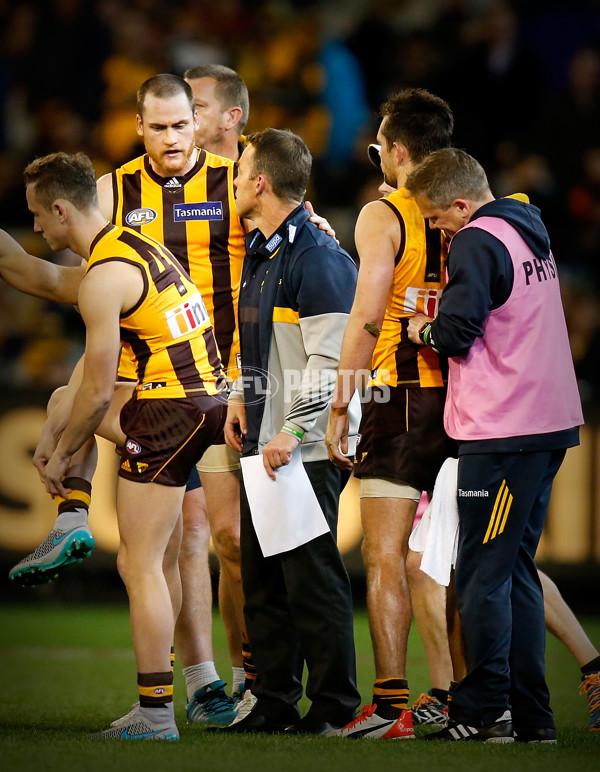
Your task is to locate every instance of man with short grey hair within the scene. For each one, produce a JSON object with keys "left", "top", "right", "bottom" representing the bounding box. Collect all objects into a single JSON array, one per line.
[{"left": 407, "top": 148, "right": 583, "bottom": 743}]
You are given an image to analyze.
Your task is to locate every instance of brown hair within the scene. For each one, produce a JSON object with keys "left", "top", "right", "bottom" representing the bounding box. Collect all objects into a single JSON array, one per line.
[
  {"left": 380, "top": 89, "right": 453, "bottom": 163},
  {"left": 405, "top": 148, "right": 491, "bottom": 209},
  {"left": 24, "top": 151, "right": 98, "bottom": 211},
  {"left": 136, "top": 73, "right": 194, "bottom": 117},
  {"left": 184, "top": 64, "right": 249, "bottom": 133},
  {"left": 246, "top": 128, "right": 312, "bottom": 203}
]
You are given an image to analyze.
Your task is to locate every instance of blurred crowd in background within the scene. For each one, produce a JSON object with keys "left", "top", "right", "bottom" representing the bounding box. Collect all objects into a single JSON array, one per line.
[{"left": 0, "top": 0, "right": 599, "bottom": 409}]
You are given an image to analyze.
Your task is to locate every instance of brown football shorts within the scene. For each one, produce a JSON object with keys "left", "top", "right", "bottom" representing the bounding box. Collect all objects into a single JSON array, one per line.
[
  {"left": 118, "top": 393, "right": 227, "bottom": 486},
  {"left": 353, "top": 385, "right": 456, "bottom": 492}
]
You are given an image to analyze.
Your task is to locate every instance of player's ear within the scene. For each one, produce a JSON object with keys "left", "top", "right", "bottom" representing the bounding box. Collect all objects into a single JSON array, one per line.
[
  {"left": 256, "top": 174, "right": 267, "bottom": 195},
  {"left": 393, "top": 142, "right": 406, "bottom": 165},
  {"left": 226, "top": 106, "right": 243, "bottom": 131},
  {"left": 453, "top": 198, "right": 473, "bottom": 224},
  {"left": 53, "top": 200, "right": 69, "bottom": 223},
  {"left": 135, "top": 114, "right": 143, "bottom": 137}
]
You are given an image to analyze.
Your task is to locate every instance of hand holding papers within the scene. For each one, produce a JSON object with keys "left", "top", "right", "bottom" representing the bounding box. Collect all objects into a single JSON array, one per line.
[{"left": 240, "top": 449, "right": 329, "bottom": 557}]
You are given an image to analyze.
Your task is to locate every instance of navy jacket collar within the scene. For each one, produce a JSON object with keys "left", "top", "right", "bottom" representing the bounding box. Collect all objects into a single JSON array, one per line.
[{"left": 244, "top": 204, "right": 309, "bottom": 259}]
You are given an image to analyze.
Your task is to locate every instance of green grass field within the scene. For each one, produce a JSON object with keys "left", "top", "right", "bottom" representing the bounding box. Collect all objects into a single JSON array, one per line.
[{"left": 0, "top": 603, "right": 598, "bottom": 772}]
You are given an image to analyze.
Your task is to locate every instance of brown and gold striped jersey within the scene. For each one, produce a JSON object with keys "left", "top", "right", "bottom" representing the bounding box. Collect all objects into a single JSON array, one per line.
[
  {"left": 370, "top": 187, "right": 447, "bottom": 389},
  {"left": 110, "top": 148, "right": 245, "bottom": 378},
  {"left": 87, "top": 223, "right": 226, "bottom": 400}
]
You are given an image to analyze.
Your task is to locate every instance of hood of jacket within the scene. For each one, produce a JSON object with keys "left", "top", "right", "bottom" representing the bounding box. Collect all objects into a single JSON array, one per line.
[{"left": 470, "top": 196, "right": 552, "bottom": 261}]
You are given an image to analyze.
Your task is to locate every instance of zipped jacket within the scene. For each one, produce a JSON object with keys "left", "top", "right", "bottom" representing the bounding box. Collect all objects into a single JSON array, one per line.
[{"left": 232, "top": 205, "right": 360, "bottom": 461}]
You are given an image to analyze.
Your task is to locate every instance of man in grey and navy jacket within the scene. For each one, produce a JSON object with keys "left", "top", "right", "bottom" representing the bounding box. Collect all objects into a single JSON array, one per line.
[{"left": 223, "top": 128, "right": 361, "bottom": 735}]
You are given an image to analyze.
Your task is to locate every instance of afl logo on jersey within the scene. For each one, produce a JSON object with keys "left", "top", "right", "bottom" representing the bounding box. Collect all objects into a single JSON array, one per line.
[
  {"left": 125, "top": 208, "right": 157, "bottom": 226},
  {"left": 125, "top": 439, "right": 142, "bottom": 455}
]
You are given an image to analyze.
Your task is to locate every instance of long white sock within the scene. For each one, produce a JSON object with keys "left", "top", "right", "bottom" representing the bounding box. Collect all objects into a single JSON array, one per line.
[{"left": 183, "top": 661, "right": 220, "bottom": 701}]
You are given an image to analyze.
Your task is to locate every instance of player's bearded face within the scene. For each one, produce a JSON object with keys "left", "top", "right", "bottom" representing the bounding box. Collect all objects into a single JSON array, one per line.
[
  {"left": 376, "top": 120, "right": 398, "bottom": 189},
  {"left": 378, "top": 141, "right": 397, "bottom": 188},
  {"left": 138, "top": 93, "right": 199, "bottom": 176},
  {"left": 155, "top": 133, "right": 196, "bottom": 174}
]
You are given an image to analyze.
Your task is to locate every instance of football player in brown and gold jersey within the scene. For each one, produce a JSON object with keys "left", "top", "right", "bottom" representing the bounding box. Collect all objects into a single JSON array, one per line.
[
  {"left": 23, "top": 150, "right": 226, "bottom": 739},
  {"left": 326, "top": 89, "right": 456, "bottom": 740}
]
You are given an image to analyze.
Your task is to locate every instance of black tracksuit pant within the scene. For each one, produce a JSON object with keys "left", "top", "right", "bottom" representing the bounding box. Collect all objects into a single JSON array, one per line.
[
  {"left": 240, "top": 458, "right": 360, "bottom": 726},
  {"left": 450, "top": 449, "right": 566, "bottom": 731}
]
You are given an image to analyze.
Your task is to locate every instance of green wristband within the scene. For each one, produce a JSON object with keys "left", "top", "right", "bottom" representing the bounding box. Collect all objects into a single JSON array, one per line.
[
  {"left": 419, "top": 322, "right": 432, "bottom": 346},
  {"left": 282, "top": 423, "right": 304, "bottom": 440}
]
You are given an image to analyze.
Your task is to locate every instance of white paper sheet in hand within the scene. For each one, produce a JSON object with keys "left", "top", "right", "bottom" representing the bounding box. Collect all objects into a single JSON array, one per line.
[{"left": 240, "top": 450, "right": 329, "bottom": 557}]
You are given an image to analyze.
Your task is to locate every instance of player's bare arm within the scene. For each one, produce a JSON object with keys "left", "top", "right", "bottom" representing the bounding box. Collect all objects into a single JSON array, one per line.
[
  {"left": 33, "top": 354, "right": 86, "bottom": 482},
  {"left": 326, "top": 200, "right": 399, "bottom": 467},
  {"left": 42, "top": 261, "right": 141, "bottom": 497},
  {"left": 96, "top": 174, "right": 115, "bottom": 222},
  {"left": 0, "top": 229, "right": 84, "bottom": 304}
]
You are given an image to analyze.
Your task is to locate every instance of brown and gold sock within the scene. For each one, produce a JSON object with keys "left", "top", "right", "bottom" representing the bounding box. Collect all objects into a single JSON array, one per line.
[
  {"left": 56, "top": 477, "right": 92, "bottom": 527},
  {"left": 242, "top": 645, "right": 256, "bottom": 692},
  {"left": 138, "top": 671, "right": 174, "bottom": 709},
  {"left": 373, "top": 677, "right": 409, "bottom": 719}
]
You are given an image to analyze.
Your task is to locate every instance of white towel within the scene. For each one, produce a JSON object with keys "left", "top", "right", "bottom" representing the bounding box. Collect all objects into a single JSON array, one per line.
[{"left": 408, "top": 457, "right": 459, "bottom": 586}]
